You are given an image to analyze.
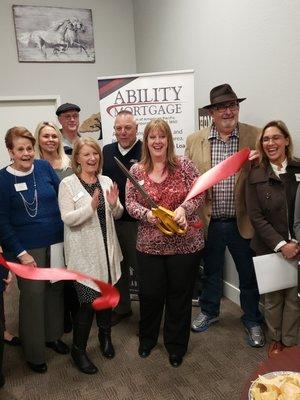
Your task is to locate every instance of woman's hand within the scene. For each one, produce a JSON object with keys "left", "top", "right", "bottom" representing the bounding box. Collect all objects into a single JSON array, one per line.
[
  {"left": 248, "top": 150, "right": 259, "bottom": 162},
  {"left": 281, "top": 242, "right": 300, "bottom": 260},
  {"left": 3, "top": 271, "right": 13, "bottom": 292},
  {"left": 146, "top": 210, "right": 158, "bottom": 225},
  {"left": 173, "top": 206, "right": 187, "bottom": 229},
  {"left": 106, "top": 183, "right": 119, "bottom": 208},
  {"left": 18, "top": 252, "right": 37, "bottom": 267},
  {"left": 91, "top": 188, "right": 100, "bottom": 210}
]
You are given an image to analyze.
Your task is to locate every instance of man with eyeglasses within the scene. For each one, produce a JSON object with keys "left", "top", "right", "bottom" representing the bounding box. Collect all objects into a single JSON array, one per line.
[
  {"left": 102, "top": 110, "right": 142, "bottom": 325},
  {"left": 56, "top": 103, "right": 81, "bottom": 155},
  {"left": 185, "top": 84, "right": 265, "bottom": 348}
]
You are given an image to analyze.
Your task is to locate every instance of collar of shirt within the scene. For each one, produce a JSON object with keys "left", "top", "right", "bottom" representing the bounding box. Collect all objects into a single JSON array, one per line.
[
  {"left": 208, "top": 123, "right": 239, "bottom": 141},
  {"left": 7, "top": 164, "right": 34, "bottom": 176},
  {"left": 62, "top": 132, "right": 81, "bottom": 149},
  {"left": 118, "top": 139, "right": 138, "bottom": 156},
  {"left": 270, "top": 158, "right": 288, "bottom": 177}
]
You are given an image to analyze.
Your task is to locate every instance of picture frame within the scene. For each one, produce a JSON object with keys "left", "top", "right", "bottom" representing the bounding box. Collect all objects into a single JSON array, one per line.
[
  {"left": 198, "top": 107, "right": 212, "bottom": 130},
  {"left": 12, "top": 5, "right": 95, "bottom": 63}
]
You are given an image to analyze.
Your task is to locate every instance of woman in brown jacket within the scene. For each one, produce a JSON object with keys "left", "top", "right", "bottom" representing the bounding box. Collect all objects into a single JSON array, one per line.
[{"left": 246, "top": 120, "right": 300, "bottom": 358}]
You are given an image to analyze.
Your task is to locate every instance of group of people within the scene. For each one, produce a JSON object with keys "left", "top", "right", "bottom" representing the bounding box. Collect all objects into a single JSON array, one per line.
[{"left": 0, "top": 83, "right": 299, "bottom": 388}]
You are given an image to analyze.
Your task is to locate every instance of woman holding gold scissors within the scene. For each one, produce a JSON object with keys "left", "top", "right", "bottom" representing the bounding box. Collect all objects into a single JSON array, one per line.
[{"left": 126, "top": 118, "right": 204, "bottom": 367}]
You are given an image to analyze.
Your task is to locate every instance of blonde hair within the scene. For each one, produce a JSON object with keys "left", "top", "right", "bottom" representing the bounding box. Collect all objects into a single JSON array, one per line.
[
  {"left": 71, "top": 137, "right": 103, "bottom": 176},
  {"left": 256, "top": 120, "right": 294, "bottom": 165},
  {"left": 34, "top": 121, "right": 70, "bottom": 170},
  {"left": 140, "top": 118, "right": 179, "bottom": 173}
]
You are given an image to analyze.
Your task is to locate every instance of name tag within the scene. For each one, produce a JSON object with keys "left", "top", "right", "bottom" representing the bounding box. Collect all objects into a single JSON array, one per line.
[
  {"left": 73, "top": 191, "right": 84, "bottom": 202},
  {"left": 296, "top": 174, "right": 300, "bottom": 182},
  {"left": 14, "top": 182, "right": 28, "bottom": 192}
]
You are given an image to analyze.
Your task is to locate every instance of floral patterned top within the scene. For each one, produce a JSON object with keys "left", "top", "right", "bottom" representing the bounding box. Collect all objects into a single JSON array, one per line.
[{"left": 126, "top": 156, "right": 205, "bottom": 255}]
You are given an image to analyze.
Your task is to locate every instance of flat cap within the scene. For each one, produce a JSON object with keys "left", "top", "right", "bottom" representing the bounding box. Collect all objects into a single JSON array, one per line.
[{"left": 56, "top": 103, "right": 81, "bottom": 116}]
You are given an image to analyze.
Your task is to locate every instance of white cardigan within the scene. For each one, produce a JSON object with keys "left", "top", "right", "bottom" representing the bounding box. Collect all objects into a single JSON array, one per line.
[{"left": 58, "top": 173, "right": 123, "bottom": 291}]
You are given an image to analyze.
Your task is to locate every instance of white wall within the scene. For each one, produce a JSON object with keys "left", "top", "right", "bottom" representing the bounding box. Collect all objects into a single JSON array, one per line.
[
  {"left": 133, "top": 0, "right": 300, "bottom": 300},
  {"left": 133, "top": 0, "right": 300, "bottom": 153},
  {"left": 0, "top": 0, "right": 136, "bottom": 125}
]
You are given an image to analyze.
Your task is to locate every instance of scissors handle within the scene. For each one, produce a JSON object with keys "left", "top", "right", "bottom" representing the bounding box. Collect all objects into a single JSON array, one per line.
[{"left": 152, "top": 206, "right": 186, "bottom": 236}]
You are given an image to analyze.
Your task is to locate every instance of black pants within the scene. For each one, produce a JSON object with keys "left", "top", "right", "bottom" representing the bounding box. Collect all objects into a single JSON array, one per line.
[
  {"left": 73, "top": 303, "right": 112, "bottom": 350},
  {"left": 137, "top": 251, "right": 200, "bottom": 357},
  {"left": 63, "top": 281, "right": 79, "bottom": 325}
]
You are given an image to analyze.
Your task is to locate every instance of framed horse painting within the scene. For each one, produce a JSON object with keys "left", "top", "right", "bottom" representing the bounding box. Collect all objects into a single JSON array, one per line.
[{"left": 12, "top": 5, "right": 95, "bottom": 63}]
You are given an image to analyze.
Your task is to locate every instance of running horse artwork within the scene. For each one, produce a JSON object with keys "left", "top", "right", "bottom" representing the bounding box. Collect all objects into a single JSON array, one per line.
[
  {"left": 13, "top": 5, "right": 95, "bottom": 62},
  {"left": 19, "top": 18, "right": 88, "bottom": 59}
]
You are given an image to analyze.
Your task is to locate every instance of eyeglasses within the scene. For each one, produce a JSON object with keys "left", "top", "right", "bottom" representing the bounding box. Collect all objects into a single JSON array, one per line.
[
  {"left": 261, "top": 134, "right": 286, "bottom": 143},
  {"left": 60, "top": 113, "right": 79, "bottom": 120},
  {"left": 213, "top": 101, "right": 239, "bottom": 113},
  {"left": 114, "top": 125, "right": 134, "bottom": 133}
]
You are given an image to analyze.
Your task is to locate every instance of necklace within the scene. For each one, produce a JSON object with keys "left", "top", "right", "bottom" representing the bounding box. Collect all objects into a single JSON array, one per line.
[
  {"left": 80, "top": 173, "right": 97, "bottom": 185},
  {"left": 15, "top": 171, "right": 38, "bottom": 218}
]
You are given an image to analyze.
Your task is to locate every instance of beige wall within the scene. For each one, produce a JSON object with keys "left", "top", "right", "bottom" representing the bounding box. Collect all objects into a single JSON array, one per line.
[{"left": 133, "top": 0, "right": 300, "bottom": 153}]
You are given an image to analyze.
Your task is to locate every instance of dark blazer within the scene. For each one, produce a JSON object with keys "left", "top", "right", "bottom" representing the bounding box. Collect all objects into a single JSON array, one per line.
[
  {"left": 246, "top": 159, "right": 300, "bottom": 255},
  {"left": 102, "top": 140, "right": 142, "bottom": 221}
]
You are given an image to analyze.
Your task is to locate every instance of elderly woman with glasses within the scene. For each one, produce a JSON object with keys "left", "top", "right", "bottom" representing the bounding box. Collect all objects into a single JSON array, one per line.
[
  {"left": 0, "top": 127, "right": 69, "bottom": 373},
  {"left": 246, "top": 120, "right": 300, "bottom": 358}
]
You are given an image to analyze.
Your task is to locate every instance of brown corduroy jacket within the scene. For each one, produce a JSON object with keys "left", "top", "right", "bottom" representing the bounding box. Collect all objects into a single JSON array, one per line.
[{"left": 185, "top": 122, "right": 261, "bottom": 239}]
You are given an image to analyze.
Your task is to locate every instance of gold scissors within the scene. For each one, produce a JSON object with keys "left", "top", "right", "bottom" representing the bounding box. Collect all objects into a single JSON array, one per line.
[{"left": 114, "top": 157, "right": 186, "bottom": 236}]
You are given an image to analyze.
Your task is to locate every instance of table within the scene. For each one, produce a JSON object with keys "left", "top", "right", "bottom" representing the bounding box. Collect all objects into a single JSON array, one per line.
[{"left": 240, "top": 345, "right": 300, "bottom": 399}]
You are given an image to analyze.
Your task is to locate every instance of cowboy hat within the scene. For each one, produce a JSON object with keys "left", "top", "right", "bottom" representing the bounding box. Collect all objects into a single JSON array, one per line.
[{"left": 203, "top": 84, "right": 246, "bottom": 109}]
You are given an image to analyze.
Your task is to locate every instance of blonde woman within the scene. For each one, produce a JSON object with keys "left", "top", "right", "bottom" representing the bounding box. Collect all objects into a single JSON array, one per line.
[
  {"left": 58, "top": 137, "right": 123, "bottom": 374},
  {"left": 126, "top": 119, "right": 204, "bottom": 367},
  {"left": 35, "top": 121, "right": 78, "bottom": 333},
  {"left": 34, "top": 121, "right": 71, "bottom": 180}
]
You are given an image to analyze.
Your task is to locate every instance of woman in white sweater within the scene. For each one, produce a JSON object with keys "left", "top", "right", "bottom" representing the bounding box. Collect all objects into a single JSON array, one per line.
[{"left": 58, "top": 137, "right": 123, "bottom": 374}]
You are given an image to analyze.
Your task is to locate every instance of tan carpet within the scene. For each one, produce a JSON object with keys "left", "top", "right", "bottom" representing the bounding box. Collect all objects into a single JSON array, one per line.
[{"left": 1, "top": 280, "right": 267, "bottom": 400}]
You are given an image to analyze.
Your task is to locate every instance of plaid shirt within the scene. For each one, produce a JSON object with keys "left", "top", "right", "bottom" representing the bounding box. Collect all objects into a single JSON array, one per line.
[{"left": 209, "top": 124, "right": 239, "bottom": 218}]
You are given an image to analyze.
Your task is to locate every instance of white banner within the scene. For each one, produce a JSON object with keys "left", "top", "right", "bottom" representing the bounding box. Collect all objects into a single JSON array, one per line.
[{"left": 97, "top": 70, "right": 194, "bottom": 155}]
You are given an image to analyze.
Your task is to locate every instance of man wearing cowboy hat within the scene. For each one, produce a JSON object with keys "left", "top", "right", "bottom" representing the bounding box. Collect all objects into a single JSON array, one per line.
[{"left": 185, "top": 83, "right": 265, "bottom": 347}]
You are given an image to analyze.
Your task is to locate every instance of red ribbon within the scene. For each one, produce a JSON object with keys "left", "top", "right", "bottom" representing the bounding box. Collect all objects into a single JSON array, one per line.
[
  {"left": 185, "top": 148, "right": 250, "bottom": 202},
  {"left": 0, "top": 254, "right": 119, "bottom": 311}
]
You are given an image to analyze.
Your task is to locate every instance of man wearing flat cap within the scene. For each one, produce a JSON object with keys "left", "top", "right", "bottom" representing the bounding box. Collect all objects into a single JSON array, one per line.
[
  {"left": 185, "top": 84, "right": 265, "bottom": 347},
  {"left": 56, "top": 103, "right": 81, "bottom": 155}
]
